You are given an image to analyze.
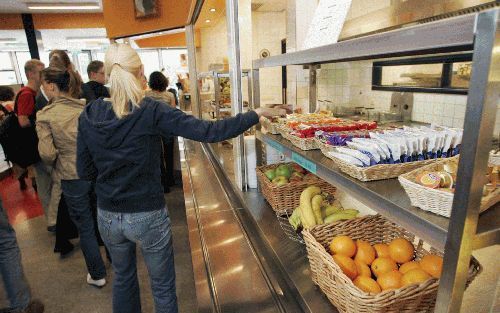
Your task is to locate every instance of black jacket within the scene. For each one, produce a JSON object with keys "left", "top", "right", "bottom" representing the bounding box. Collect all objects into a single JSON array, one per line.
[
  {"left": 82, "top": 81, "right": 110, "bottom": 103},
  {"left": 77, "top": 97, "right": 259, "bottom": 213}
]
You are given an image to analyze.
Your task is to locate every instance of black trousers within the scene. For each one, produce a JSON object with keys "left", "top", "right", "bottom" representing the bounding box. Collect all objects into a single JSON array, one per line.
[
  {"left": 54, "top": 194, "right": 78, "bottom": 252},
  {"left": 160, "top": 138, "right": 175, "bottom": 190}
]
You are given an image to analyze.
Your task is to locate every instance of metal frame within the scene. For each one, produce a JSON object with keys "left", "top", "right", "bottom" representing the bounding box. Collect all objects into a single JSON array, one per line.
[
  {"left": 226, "top": 0, "right": 246, "bottom": 191},
  {"left": 186, "top": 24, "right": 201, "bottom": 118},
  {"left": 252, "top": 9, "right": 499, "bottom": 313}
]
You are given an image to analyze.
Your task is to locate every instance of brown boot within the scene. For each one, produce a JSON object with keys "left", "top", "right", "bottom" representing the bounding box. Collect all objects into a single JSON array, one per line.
[{"left": 22, "top": 300, "right": 44, "bottom": 313}]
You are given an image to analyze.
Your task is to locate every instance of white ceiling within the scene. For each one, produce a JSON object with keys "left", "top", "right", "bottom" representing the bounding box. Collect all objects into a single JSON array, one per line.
[{"left": 0, "top": 0, "right": 102, "bottom": 13}]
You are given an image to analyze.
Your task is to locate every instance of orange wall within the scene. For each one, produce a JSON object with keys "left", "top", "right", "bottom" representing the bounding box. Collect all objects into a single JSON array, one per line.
[
  {"left": 134, "top": 31, "right": 200, "bottom": 48},
  {"left": 103, "top": 0, "right": 193, "bottom": 39},
  {"left": 33, "top": 13, "right": 104, "bottom": 29},
  {"left": 0, "top": 13, "right": 104, "bottom": 30},
  {"left": 0, "top": 14, "right": 23, "bottom": 29}
]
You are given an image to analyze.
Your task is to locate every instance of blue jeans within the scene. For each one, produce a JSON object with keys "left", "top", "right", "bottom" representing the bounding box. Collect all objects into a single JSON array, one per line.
[
  {"left": 61, "top": 179, "right": 106, "bottom": 280},
  {"left": 97, "top": 208, "right": 178, "bottom": 313},
  {"left": 0, "top": 198, "right": 31, "bottom": 311}
]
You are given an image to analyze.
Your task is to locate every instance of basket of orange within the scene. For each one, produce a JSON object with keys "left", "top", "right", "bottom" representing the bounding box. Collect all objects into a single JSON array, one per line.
[{"left": 302, "top": 214, "right": 481, "bottom": 313}]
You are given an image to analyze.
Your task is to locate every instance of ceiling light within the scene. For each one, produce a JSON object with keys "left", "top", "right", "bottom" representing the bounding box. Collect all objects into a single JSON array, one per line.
[
  {"left": 28, "top": 5, "right": 100, "bottom": 10},
  {"left": 66, "top": 37, "right": 109, "bottom": 43},
  {"left": 205, "top": 19, "right": 211, "bottom": 23},
  {"left": 209, "top": 8, "right": 216, "bottom": 12}
]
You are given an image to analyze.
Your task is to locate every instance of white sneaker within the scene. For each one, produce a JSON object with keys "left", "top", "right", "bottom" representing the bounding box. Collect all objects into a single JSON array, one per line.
[{"left": 87, "top": 273, "right": 106, "bottom": 288}]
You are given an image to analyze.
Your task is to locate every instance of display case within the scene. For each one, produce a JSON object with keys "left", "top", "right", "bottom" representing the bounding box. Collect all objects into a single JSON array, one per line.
[
  {"left": 183, "top": 1, "right": 499, "bottom": 312},
  {"left": 198, "top": 70, "right": 252, "bottom": 121},
  {"left": 251, "top": 9, "right": 499, "bottom": 313}
]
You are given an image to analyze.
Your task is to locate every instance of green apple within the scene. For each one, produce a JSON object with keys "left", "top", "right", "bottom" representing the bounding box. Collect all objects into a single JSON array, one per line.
[
  {"left": 275, "top": 165, "right": 292, "bottom": 179},
  {"left": 264, "top": 169, "right": 276, "bottom": 181},
  {"left": 272, "top": 176, "right": 289, "bottom": 186}
]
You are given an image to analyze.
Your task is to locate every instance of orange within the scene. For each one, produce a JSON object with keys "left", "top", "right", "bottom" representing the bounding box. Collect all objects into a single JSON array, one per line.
[
  {"left": 420, "top": 255, "right": 443, "bottom": 278},
  {"left": 329, "top": 235, "right": 357, "bottom": 257},
  {"left": 377, "top": 270, "right": 403, "bottom": 291},
  {"left": 355, "top": 260, "right": 372, "bottom": 277},
  {"left": 332, "top": 254, "right": 358, "bottom": 280},
  {"left": 401, "top": 269, "right": 432, "bottom": 287},
  {"left": 354, "top": 276, "right": 381, "bottom": 294},
  {"left": 354, "top": 240, "right": 376, "bottom": 265},
  {"left": 371, "top": 257, "right": 398, "bottom": 278},
  {"left": 399, "top": 261, "right": 421, "bottom": 274},
  {"left": 388, "top": 238, "right": 415, "bottom": 264},
  {"left": 373, "top": 243, "right": 390, "bottom": 258}
]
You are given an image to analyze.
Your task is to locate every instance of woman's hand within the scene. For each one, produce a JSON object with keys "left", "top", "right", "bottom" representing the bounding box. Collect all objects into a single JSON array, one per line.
[{"left": 254, "top": 107, "right": 286, "bottom": 119}]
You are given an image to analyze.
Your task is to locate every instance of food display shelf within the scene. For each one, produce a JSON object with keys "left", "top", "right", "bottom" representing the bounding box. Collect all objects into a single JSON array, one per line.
[{"left": 255, "top": 131, "right": 499, "bottom": 252}]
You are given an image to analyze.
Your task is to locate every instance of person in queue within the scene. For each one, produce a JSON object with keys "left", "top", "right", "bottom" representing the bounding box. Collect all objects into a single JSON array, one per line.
[
  {"left": 0, "top": 197, "right": 45, "bottom": 313},
  {"left": 76, "top": 43, "right": 284, "bottom": 313},
  {"left": 12, "top": 60, "right": 44, "bottom": 192},
  {"left": 36, "top": 67, "right": 107, "bottom": 285},
  {"left": 82, "top": 60, "right": 110, "bottom": 103},
  {"left": 146, "top": 71, "right": 177, "bottom": 192}
]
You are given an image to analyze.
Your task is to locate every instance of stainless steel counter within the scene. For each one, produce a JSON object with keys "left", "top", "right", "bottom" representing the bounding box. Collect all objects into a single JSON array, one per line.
[{"left": 180, "top": 138, "right": 337, "bottom": 313}]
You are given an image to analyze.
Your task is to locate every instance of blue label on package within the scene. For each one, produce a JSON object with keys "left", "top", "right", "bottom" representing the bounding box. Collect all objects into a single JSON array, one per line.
[
  {"left": 292, "top": 153, "right": 317, "bottom": 174},
  {"left": 267, "top": 140, "right": 284, "bottom": 153}
]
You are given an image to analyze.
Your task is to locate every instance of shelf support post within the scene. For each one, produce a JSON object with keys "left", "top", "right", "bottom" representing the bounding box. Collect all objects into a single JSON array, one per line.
[
  {"left": 309, "top": 65, "right": 318, "bottom": 113},
  {"left": 226, "top": 0, "right": 247, "bottom": 191},
  {"left": 186, "top": 24, "right": 201, "bottom": 118},
  {"left": 435, "top": 10, "right": 499, "bottom": 313}
]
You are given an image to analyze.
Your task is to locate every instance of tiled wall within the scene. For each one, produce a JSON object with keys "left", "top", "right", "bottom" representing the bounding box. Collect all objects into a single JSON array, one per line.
[
  {"left": 252, "top": 11, "right": 286, "bottom": 105},
  {"left": 310, "top": 61, "right": 500, "bottom": 135}
]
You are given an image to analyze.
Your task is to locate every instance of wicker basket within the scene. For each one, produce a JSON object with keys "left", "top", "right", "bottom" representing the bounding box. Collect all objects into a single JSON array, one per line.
[
  {"left": 488, "top": 151, "right": 500, "bottom": 166},
  {"left": 325, "top": 151, "right": 440, "bottom": 182},
  {"left": 276, "top": 210, "right": 305, "bottom": 244},
  {"left": 285, "top": 134, "right": 318, "bottom": 150},
  {"left": 399, "top": 158, "right": 500, "bottom": 217},
  {"left": 256, "top": 162, "right": 336, "bottom": 215},
  {"left": 261, "top": 117, "right": 282, "bottom": 135},
  {"left": 303, "top": 214, "right": 482, "bottom": 313}
]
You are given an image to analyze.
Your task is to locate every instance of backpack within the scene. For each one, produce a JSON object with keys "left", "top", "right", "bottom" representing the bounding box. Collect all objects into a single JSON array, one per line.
[{"left": 0, "top": 90, "right": 40, "bottom": 167}]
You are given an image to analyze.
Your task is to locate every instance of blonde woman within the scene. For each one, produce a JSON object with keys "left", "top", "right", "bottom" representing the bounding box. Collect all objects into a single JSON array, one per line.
[{"left": 76, "top": 43, "right": 283, "bottom": 313}]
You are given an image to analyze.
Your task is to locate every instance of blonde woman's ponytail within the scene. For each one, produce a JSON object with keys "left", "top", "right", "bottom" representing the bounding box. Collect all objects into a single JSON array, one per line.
[{"left": 104, "top": 43, "right": 144, "bottom": 118}]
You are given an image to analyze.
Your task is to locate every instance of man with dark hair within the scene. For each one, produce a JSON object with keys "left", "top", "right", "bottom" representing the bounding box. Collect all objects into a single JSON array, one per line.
[
  {"left": 0, "top": 197, "right": 45, "bottom": 313},
  {"left": 82, "top": 60, "right": 109, "bottom": 103}
]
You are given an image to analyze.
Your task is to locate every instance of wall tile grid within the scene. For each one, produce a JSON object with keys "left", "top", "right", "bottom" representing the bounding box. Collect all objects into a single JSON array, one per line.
[
  {"left": 314, "top": 61, "right": 500, "bottom": 136},
  {"left": 252, "top": 11, "right": 286, "bottom": 105}
]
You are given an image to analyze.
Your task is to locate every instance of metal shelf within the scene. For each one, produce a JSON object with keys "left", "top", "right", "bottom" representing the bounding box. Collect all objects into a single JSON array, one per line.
[
  {"left": 255, "top": 131, "right": 499, "bottom": 252},
  {"left": 253, "top": 14, "right": 475, "bottom": 69}
]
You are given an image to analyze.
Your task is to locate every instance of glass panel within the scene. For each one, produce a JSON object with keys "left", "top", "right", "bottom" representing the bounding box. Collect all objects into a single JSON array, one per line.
[
  {"left": 138, "top": 50, "right": 160, "bottom": 80},
  {"left": 0, "top": 71, "right": 17, "bottom": 85},
  {"left": 160, "top": 49, "right": 188, "bottom": 88},
  {"left": 380, "top": 64, "right": 443, "bottom": 88},
  {"left": 451, "top": 61, "right": 471, "bottom": 89},
  {"left": 0, "top": 52, "right": 13, "bottom": 70},
  {"left": 16, "top": 51, "right": 32, "bottom": 84},
  {"left": 94, "top": 52, "right": 106, "bottom": 61},
  {"left": 77, "top": 52, "right": 91, "bottom": 82}
]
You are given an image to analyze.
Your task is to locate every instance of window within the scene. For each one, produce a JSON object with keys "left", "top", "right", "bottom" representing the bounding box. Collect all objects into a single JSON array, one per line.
[
  {"left": 138, "top": 50, "right": 160, "bottom": 81},
  {"left": 160, "top": 49, "right": 188, "bottom": 87},
  {"left": 77, "top": 51, "right": 91, "bottom": 82},
  {"left": 372, "top": 54, "right": 472, "bottom": 94},
  {"left": 0, "top": 52, "right": 17, "bottom": 85},
  {"left": 16, "top": 51, "right": 32, "bottom": 84}
]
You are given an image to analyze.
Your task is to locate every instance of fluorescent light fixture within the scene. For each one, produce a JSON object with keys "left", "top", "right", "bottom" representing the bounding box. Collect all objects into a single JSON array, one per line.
[
  {"left": 28, "top": 5, "right": 100, "bottom": 10},
  {"left": 205, "top": 19, "right": 211, "bottom": 23},
  {"left": 209, "top": 8, "right": 216, "bottom": 12},
  {"left": 66, "top": 37, "right": 109, "bottom": 43}
]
